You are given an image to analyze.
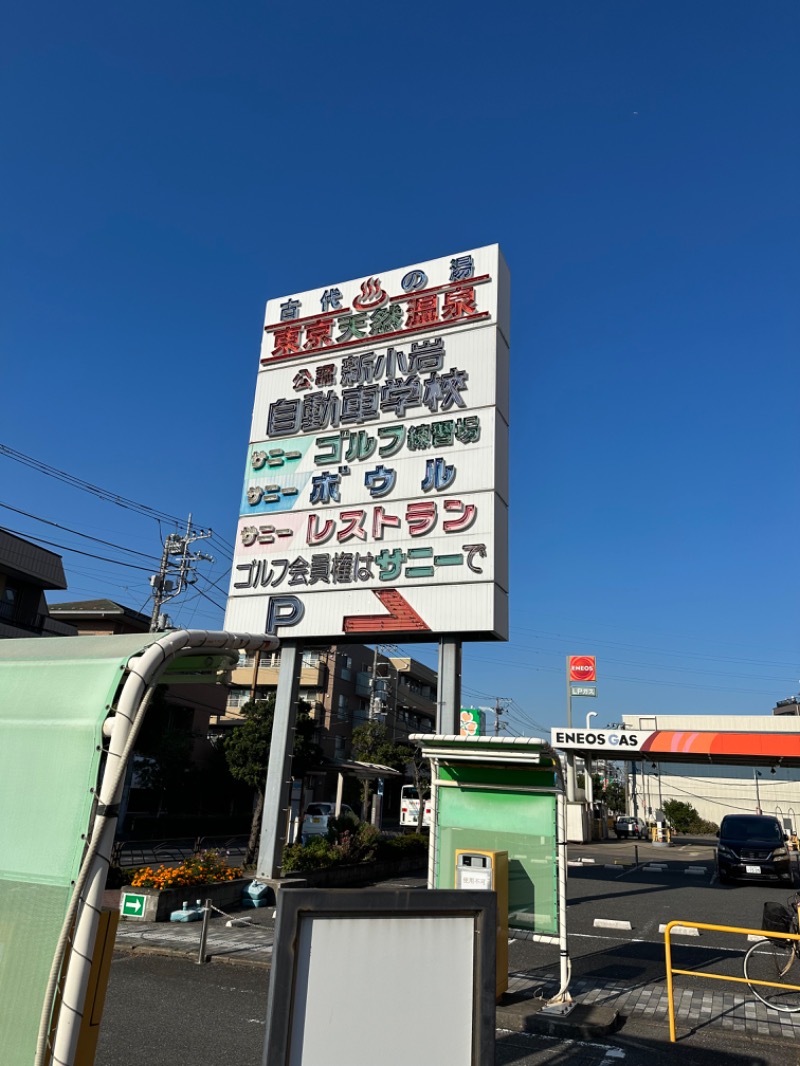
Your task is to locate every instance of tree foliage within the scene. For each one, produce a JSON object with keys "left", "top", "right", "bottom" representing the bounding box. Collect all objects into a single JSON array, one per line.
[
  {"left": 575, "top": 772, "right": 625, "bottom": 813},
  {"left": 350, "top": 721, "right": 412, "bottom": 819},
  {"left": 602, "top": 780, "right": 626, "bottom": 813},
  {"left": 662, "top": 799, "right": 717, "bottom": 834},
  {"left": 223, "top": 696, "right": 322, "bottom": 864},
  {"left": 351, "top": 721, "right": 411, "bottom": 772},
  {"left": 224, "top": 697, "right": 320, "bottom": 789}
]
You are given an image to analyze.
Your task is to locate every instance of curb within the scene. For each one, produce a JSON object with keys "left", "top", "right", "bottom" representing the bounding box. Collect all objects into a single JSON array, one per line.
[
  {"left": 496, "top": 995, "right": 620, "bottom": 1038},
  {"left": 113, "top": 941, "right": 270, "bottom": 969}
]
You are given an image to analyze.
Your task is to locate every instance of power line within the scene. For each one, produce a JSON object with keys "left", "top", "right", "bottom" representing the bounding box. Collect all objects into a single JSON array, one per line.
[
  {"left": 471, "top": 645, "right": 795, "bottom": 684},
  {"left": 180, "top": 586, "right": 226, "bottom": 614},
  {"left": 0, "top": 525, "right": 155, "bottom": 573},
  {"left": 0, "top": 502, "right": 162, "bottom": 563},
  {"left": 0, "top": 443, "right": 186, "bottom": 525},
  {"left": 512, "top": 624, "right": 798, "bottom": 670},
  {"left": 463, "top": 653, "right": 789, "bottom": 697}
]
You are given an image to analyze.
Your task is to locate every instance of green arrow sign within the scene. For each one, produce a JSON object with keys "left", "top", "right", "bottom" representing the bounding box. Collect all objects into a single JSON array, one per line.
[{"left": 121, "top": 893, "right": 146, "bottom": 917}]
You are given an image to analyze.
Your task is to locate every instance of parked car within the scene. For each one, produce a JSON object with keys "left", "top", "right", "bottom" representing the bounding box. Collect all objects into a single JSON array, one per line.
[
  {"left": 615, "top": 816, "right": 647, "bottom": 839},
  {"left": 301, "top": 802, "right": 358, "bottom": 839},
  {"left": 715, "top": 814, "right": 793, "bottom": 885}
]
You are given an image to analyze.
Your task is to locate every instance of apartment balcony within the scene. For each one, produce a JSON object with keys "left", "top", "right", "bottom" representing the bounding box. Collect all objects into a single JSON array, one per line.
[{"left": 229, "top": 658, "right": 328, "bottom": 690}]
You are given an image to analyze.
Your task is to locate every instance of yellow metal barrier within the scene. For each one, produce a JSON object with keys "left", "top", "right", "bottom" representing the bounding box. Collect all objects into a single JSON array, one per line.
[{"left": 664, "top": 920, "right": 800, "bottom": 1042}]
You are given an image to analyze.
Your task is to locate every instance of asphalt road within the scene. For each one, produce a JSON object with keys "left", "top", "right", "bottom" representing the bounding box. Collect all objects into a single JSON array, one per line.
[{"left": 95, "top": 835, "right": 800, "bottom": 1066}]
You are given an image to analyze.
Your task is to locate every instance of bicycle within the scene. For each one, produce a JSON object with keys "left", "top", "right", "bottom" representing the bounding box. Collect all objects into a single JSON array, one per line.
[{"left": 743, "top": 892, "right": 800, "bottom": 1012}]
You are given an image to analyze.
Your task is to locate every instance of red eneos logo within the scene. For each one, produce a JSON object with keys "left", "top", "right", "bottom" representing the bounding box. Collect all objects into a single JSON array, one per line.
[{"left": 569, "top": 656, "right": 596, "bottom": 682}]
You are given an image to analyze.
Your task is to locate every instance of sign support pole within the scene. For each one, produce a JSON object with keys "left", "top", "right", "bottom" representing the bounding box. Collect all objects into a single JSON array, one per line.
[
  {"left": 437, "top": 638, "right": 462, "bottom": 735},
  {"left": 257, "top": 640, "right": 304, "bottom": 880},
  {"left": 565, "top": 657, "right": 573, "bottom": 727}
]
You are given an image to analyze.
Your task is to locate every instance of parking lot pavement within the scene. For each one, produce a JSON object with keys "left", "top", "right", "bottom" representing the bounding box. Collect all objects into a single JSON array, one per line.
[
  {"left": 114, "top": 883, "right": 800, "bottom": 1047},
  {"left": 109, "top": 840, "right": 800, "bottom": 1056}
]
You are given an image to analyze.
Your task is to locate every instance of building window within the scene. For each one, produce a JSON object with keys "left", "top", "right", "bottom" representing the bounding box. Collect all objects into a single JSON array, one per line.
[
  {"left": 337, "top": 695, "right": 348, "bottom": 721},
  {"left": 352, "top": 703, "right": 370, "bottom": 727},
  {"left": 334, "top": 736, "right": 346, "bottom": 759},
  {"left": 0, "top": 584, "right": 17, "bottom": 622}
]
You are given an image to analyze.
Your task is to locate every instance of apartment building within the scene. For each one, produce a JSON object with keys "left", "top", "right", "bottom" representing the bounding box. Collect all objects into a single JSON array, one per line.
[{"left": 0, "top": 529, "right": 76, "bottom": 639}]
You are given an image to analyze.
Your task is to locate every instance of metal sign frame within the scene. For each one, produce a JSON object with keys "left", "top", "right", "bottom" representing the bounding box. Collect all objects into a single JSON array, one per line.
[{"left": 263, "top": 888, "right": 496, "bottom": 1066}]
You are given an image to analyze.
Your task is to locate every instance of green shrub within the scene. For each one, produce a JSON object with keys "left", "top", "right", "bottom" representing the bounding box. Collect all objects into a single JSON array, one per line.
[
  {"left": 327, "top": 811, "right": 361, "bottom": 838},
  {"left": 332, "top": 823, "right": 379, "bottom": 865},
  {"left": 282, "top": 835, "right": 336, "bottom": 872},
  {"left": 662, "top": 799, "right": 718, "bottom": 835},
  {"left": 281, "top": 828, "right": 427, "bottom": 874},
  {"left": 696, "top": 819, "right": 720, "bottom": 834},
  {"left": 375, "top": 833, "right": 428, "bottom": 861}
]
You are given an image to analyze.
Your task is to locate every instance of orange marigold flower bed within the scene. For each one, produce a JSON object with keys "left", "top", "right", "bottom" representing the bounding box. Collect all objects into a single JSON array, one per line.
[{"left": 129, "top": 850, "right": 243, "bottom": 890}]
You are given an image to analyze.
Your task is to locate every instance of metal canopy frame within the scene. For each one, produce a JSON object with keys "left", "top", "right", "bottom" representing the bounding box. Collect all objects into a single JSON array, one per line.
[{"left": 0, "top": 629, "right": 278, "bottom": 1066}]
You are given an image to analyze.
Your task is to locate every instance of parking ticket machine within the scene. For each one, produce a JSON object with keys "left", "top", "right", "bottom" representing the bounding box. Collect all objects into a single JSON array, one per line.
[{"left": 455, "top": 849, "right": 508, "bottom": 998}]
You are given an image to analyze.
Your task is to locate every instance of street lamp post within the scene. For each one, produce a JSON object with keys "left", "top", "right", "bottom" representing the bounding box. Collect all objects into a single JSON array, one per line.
[{"left": 754, "top": 769, "right": 762, "bottom": 815}]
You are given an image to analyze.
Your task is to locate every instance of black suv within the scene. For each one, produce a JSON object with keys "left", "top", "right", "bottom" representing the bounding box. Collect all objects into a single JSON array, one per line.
[{"left": 716, "top": 814, "right": 793, "bottom": 885}]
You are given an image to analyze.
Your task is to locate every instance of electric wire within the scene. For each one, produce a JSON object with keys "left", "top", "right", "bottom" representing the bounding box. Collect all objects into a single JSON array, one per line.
[
  {"left": 0, "top": 442, "right": 186, "bottom": 525},
  {"left": 0, "top": 501, "right": 163, "bottom": 563},
  {"left": 512, "top": 622, "right": 798, "bottom": 669},
  {"left": 0, "top": 525, "right": 156, "bottom": 572}
]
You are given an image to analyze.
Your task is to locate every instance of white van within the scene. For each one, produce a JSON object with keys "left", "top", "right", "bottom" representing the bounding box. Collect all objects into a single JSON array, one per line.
[{"left": 399, "top": 785, "right": 431, "bottom": 829}]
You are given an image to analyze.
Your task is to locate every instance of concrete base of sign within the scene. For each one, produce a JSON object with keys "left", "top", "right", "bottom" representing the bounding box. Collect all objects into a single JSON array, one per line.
[{"left": 496, "top": 992, "right": 620, "bottom": 1038}]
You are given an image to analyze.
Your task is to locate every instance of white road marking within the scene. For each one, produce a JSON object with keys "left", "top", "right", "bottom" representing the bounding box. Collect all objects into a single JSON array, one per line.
[{"left": 659, "top": 924, "right": 700, "bottom": 936}]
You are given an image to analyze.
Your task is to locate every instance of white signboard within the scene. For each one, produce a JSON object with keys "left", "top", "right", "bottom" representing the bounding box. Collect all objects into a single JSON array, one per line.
[
  {"left": 550, "top": 728, "right": 649, "bottom": 751},
  {"left": 225, "top": 245, "right": 509, "bottom": 643}
]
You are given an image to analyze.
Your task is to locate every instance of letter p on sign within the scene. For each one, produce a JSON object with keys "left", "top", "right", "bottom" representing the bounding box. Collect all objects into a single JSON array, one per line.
[{"left": 569, "top": 656, "right": 596, "bottom": 682}]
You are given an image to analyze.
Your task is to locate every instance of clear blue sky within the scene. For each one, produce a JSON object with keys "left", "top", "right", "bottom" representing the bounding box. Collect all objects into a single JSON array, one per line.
[{"left": 2, "top": 2, "right": 798, "bottom": 735}]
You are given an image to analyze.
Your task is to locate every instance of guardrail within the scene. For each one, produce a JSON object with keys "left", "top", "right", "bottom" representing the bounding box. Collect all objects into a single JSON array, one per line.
[
  {"left": 112, "top": 835, "right": 248, "bottom": 869},
  {"left": 664, "top": 919, "right": 800, "bottom": 1042}
]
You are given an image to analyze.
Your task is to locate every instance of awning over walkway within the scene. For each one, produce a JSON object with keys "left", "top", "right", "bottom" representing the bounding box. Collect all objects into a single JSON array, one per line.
[{"left": 313, "top": 758, "right": 402, "bottom": 779}]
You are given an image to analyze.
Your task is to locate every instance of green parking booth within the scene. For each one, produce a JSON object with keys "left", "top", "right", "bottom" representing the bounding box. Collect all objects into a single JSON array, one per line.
[{"left": 410, "top": 734, "right": 572, "bottom": 1005}]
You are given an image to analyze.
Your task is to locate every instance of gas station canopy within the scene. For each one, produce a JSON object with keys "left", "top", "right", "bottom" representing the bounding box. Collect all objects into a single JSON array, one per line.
[{"left": 550, "top": 726, "right": 800, "bottom": 767}]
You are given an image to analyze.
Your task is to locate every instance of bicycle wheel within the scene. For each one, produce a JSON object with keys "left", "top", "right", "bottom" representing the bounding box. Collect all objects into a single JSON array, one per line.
[{"left": 744, "top": 937, "right": 800, "bottom": 1012}]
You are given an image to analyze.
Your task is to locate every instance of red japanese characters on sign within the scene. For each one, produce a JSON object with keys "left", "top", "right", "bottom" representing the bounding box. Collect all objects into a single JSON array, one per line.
[
  {"left": 262, "top": 276, "right": 492, "bottom": 363},
  {"left": 224, "top": 245, "right": 510, "bottom": 643},
  {"left": 568, "top": 656, "right": 596, "bottom": 682}
]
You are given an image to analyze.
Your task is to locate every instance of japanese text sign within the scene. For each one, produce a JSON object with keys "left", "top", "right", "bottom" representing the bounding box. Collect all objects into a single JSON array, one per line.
[{"left": 225, "top": 246, "right": 510, "bottom": 643}]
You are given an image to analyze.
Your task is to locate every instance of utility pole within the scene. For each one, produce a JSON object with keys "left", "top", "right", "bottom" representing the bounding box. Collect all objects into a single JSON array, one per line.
[
  {"left": 369, "top": 643, "right": 400, "bottom": 723},
  {"left": 493, "top": 697, "right": 510, "bottom": 736},
  {"left": 149, "top": 514, "right": 214, "bottom": 631},
  {"left": 369, "top": 644, "right": 381, "bottom": 721}
]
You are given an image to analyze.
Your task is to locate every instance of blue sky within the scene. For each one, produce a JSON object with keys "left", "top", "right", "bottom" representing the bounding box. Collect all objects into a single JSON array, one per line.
[{"left": 2, "top": 2, "right": 798, "bottom": 735}]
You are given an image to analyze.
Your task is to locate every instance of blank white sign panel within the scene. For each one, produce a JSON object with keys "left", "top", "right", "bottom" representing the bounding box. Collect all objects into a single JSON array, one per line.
[{"left": 288, "top": 915, "right": 474, "bottom": 1066}]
